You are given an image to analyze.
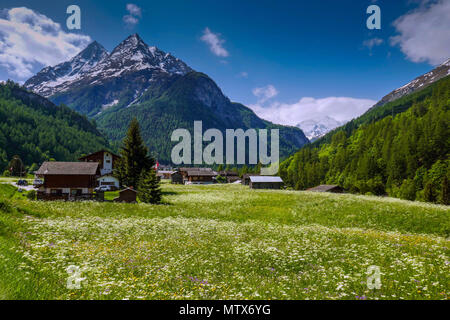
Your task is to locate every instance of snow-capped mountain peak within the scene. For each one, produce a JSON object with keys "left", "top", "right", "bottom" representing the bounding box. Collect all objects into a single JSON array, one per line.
[
  {"left": 25, "top": 34, "right": 192, "bottom": 98},
  {"left": 24, "top": 41, "right": 108, "bottom": 96},
  {"left": 373, "top": 57, "right": 450, "bottom": 108},
  {"left": 297, "top": 116, "right": 343, "bottom": 141}
]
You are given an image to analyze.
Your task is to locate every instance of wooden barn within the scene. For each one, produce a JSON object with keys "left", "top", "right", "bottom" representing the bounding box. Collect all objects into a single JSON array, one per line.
[
  {"left": 218, "top": 171, "right": 240, "bottom": 183},
  {"left": 306, "top": 185, "right": 344, "bottom": 193},
  {"left": 114, "top": 188, "right": 137, "bottom": 203},
  {"left": 242, "top": 174, "right": 260, "bottom": 185},
  {"left": 173, "top": 167, "right": 217, "bottom": 185},
  {"left": 157, "top": 170, "right": 174, "bottom": 180},
  {"left": 35, "top": 162, "right": 100, "bottom": 200},
  {"left": 171, "top": 171, "right": 184, "bottom": 184},
  {"left": 185, "top": 169, "right": 216, "bottom": 184},
  {"left": 249, "top": 176, "right": 284, "bottom": 189}
]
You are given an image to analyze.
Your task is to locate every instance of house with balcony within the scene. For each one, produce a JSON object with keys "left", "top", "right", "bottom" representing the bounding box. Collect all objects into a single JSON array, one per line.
[
  {"left": 35, "top": 162, "right": 100, "bottom": 200},
  {"left": 79, "top": 150, "right": 121, "bottom": 190}
]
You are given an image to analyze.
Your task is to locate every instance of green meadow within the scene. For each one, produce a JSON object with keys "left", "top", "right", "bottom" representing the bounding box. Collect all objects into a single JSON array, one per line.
[{"left": 0, "top": 182, "right": 448, "bottom": 300}]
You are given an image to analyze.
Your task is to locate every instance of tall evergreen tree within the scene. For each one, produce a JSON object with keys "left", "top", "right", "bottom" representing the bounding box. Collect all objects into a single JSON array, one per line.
[
  {"left": 138, "top": 169, "right": 162, "bottom": 204},
  {"left": 116, "top": 118, "right": 155, "bottom": 188},
  {"left": 440, "top": 176, "right": 449, "bottom": 205}
]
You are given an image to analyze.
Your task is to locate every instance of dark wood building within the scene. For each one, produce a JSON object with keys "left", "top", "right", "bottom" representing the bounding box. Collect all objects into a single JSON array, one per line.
[
  {"left": 171, "top": 171, "right": 184, "bottom": 184},
  {"left": 249, "top": 176, "right": 284, "bottom": 189},
  {"left": 114, "top": 188, "right": 137, "bottom": 203},
  {"left": 79, "top": 150, "right": 121, "bottom": 190},
  {"left": 218, "top": 171, "right": 240, "bottom": 183},
  {"left": 242, "top": 174, "right": 260, "bottom": 185},
  {"left": 306, "top": 185, "right": 344, "bottom": 193},
  {"left": 185, "top": 170, "right": 216, "bottom": 184},
  {"left": 35, "top": 162, "right": 100, "bottom": 200},
  {"left": 174, "top": 167, "right": 217, "bottom": 184}
]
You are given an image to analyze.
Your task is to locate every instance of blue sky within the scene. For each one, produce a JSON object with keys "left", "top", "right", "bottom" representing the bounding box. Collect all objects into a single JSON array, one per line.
[{"left": 0, "top": 0, "right": 449, "bottom": 125}]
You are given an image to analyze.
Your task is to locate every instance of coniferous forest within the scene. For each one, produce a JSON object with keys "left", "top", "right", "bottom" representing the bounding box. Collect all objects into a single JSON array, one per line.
[
  {"left": 280, "top": 76, "right": 450, "bottom": 204},
  {"left": 0, "top": 81, "right": 109, "bottom": 173}
]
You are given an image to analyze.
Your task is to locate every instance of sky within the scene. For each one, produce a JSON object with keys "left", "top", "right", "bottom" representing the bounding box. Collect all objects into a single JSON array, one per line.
[{"left": 0, "top": 0, "right": 449, "bottom": 126}]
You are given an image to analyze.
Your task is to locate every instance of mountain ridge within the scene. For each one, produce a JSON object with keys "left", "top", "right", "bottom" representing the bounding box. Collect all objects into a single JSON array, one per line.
[{"left": 24, "top": 34, "right": 308, "bottom": 163}]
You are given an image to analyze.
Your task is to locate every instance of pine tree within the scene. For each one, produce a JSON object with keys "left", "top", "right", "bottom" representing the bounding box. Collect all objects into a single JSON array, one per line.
[
  {"left": 440, "top": 176, "right": 449, "bottom": 205},
  {"left": 423, "top": 182, "right": 435, "bottom": 203},
  {"left": 138, "top": 169, "right": 162, "bottom": 204},
  {"left": 116, "top": 118, "right": 155, "bottom": 188}
]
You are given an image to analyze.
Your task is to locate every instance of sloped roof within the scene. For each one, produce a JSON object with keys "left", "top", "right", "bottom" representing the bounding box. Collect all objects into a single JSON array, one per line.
[
  {"left": 219, "top": 171, "right": 239, "bottom": 176},
  {"left": 35, "top": 162, "right": 99, "bottom": 175},
  {"left": 78, "top": 149, "right": 120, "bottom": 160},
  {"left": 306, "top": 185, "right": 342, "bottom": 192},
  {"left": 186, "top": 170, "right": 216, "bottom": 177},
  {"left": 249, "top": 176, "right": 283, "bottom": 183},
  {"left": 119, "top": 187, "right": 137, "bottom": 193}
]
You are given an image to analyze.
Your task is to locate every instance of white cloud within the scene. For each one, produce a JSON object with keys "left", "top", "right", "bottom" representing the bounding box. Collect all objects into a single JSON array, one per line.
[
  {"left": 249, "top": 96, "right": 376, "bottom": 126},
  {"left": 390, "top": 0, "right": 450, "bottom": 65},
  {"left": 252, "top": 85, "right": 278, "bottom": 103},
  {"left": 363, "top": 37, "right": 384, "bottom": 49},
  {"left": 0, "top": 7, "right": 91, "bottom": 79},
  {"left": 123, "top": 4, "right": 142, "bottom": 27},
  {"left": 126, "top": 4, "right": 142, "bottom": 17},
  {"left": 238, "top": 71, "right": 248, "bottom": 78},
  {"left": 200, "top": 27, "right": 229, "bottom": 57}
]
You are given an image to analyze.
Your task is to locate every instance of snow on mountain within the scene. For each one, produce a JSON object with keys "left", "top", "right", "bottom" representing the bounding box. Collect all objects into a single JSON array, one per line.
[
  {"left": 373, "top": 57, "right": 450, "bottom": 108},
  {"left": 25, "top": 34, "right": 192, "bottom": 98},
  {"left": 24, "top": 41, "right": 109, "bottom": 97},
  {"left": 297, "top": 116, "right": 343, "bottom": 141}
]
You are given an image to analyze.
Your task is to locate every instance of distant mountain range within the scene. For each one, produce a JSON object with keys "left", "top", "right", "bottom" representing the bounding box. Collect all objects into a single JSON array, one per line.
[
  {"left": 297, "top": 116, "right": 343, "bottom": 141},
  {"left": 25, "top": 34, "right": 308, "bottom": 163},
  {"left": 297, "top": 58, "right": 450, "bottom": 140}
]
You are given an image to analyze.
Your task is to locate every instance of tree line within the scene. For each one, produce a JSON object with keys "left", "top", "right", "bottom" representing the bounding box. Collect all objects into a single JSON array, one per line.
[{"left": 280, "top": 77, "right": 449, "bottom": 204}]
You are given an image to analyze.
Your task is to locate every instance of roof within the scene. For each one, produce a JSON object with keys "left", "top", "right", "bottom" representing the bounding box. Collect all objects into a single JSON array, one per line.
[
  {"left": 249, "top": 176, "right": 284, "bottom": 183},
  {"left": 157, "top": 170, "right": 175, "bottom": 174},
  {"left": 35, "top": 162, "right": 99, "bottom": 175},
  {"left": 186, "top": 170, "right": 216, "bottom": 177},
  {"left": 219, "top": 171, "right": 239, "bottom": 176},
  {"left": 306, "top": 185, "right": 342, "bottom": 192},
  {"left": 179, "top": 167, "right": 214, "bottom": 172},
  {"left": 78, "top": 149, "right": 120, "bottom": 160},
  {"left": 243, "top": 173, "right": 260, "bottom": 179},
  {"left": 119, "top": 187, "right": 137, "bottom": 193}
]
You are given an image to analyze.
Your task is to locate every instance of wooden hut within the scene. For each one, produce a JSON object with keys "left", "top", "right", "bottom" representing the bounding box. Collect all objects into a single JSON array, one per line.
[
  {"left": 249, "top": 176, "right": 284, "bottom": 189},
  {"left": 242, "top": 174, "right": 260, "bottom": 185},
  {"left": 114, "top": 188, "right": 137, "bottom": 203},
  {"left": 306, "top": 185, "right": 344, "bottom": 193},
  {"left": 171, "top": 171, "right": 184, "bottom": 184}
]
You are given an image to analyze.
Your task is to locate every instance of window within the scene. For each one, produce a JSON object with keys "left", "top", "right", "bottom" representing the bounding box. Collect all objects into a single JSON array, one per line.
[
  {"left": 106, "top": 160, "right": 111, "bottom": 163},
  {"left": 50, "top": 189, "right": 62, "bottom": 195}
]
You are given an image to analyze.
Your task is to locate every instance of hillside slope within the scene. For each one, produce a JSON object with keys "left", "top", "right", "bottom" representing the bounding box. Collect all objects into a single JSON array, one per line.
[
  {"left": 280, "top": 76, "right": 449, "bottom": 204},
  {"left": 0, "top": 82, "right": 109, "bottom": 171}
]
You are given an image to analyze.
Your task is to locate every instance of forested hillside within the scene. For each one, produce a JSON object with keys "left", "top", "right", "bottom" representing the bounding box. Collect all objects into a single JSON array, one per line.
[
  {"left": 280, "top": 76, "right": 449, "bottom": 204},
  {"left": 0, "top": 81, "right": 109, "bottom": 172}
]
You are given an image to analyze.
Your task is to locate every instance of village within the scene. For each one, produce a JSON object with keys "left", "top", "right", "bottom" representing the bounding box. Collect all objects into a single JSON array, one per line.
[{"left": 27, "top": 149, "right": 342, "bottom": 203}]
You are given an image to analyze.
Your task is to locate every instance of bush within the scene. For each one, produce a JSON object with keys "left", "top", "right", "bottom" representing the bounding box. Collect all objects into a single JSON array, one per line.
[
  {"left": 215, "top": 175, "right": 226, "bottom": 184},
  {"left": 26, "top": 190, "right": 36, "bottom": 201}
]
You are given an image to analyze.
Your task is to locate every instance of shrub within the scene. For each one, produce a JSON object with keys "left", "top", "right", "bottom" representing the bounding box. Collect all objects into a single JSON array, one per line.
[{"left": 27, "top": 190, "right": 36, "bottom": 201}]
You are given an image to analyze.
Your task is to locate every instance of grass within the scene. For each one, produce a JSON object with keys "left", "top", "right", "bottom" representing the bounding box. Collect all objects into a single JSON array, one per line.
[{"left": 0, "top": 182, "right": 448, "bottom": 300}]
